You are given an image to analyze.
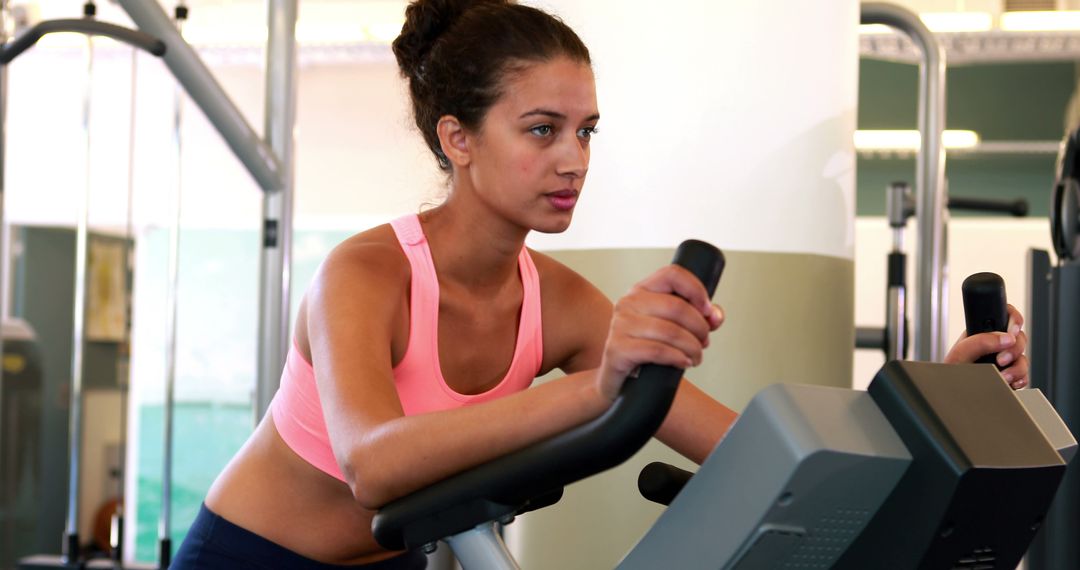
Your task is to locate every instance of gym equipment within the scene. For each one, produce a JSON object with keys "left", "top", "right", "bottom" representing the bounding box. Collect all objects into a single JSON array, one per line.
[
  {"left": 861, "top": 3, "right": 948, "bottom": 362},
  {"left": 114, "top": 0, "right": 300, "bottom": 419},
  {"left": 1, "top": 3, "right": 164, "bottom": 569},
  {"left": 855, "top": 182, "right": 1027, "bottom": 361},
  {"left": 374, "top": 267, "right": 1075, "bottom": 569},
  {"left": 156, "top": 4, "right": 188, "bottom": 566},
  {"left": 961, "top": 272, "right": 1007, "bottom": 366},
  {"left": 0, "top": 319, "right": 44, "bottom": 569},
  {"left": 1026, "top": 125, "right": 1080, "bottom": 570}
]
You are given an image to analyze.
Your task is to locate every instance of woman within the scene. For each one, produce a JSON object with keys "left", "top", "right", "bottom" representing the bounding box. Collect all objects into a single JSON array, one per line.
[{"left": 173, "top": 1, "right": 1029, "bottom": 567}]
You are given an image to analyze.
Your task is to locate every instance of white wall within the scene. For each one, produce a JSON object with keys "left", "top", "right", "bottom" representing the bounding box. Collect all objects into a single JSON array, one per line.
[{"left": 527, "top": 0, "right": 859, "bottom": 259}]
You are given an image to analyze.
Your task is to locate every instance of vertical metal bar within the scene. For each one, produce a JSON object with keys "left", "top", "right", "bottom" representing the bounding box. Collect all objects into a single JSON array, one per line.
[
  {"left": 861, "top": 3, "right": 948, "bottom": 362},
  {"left": 112, "top": 43, "right": 139, "bottom": 566},
  {"left": 0, "top": 1, "right": 7, "bottom": 317},
  {"left": 159, "top": 9, "right": 185, "bottom": 565},
  {"left": 116, "top": 0, "right": 283, "bottom": 193},
  {"left": 886, "top": 182, "right": 910, "bottom": 361},
  {"left": 0, "top": 3, "right": 9, "bottom": 559},
  {"left": 256, "top": 0, "right": 298, "bottom": 420},
  {"left": 65, "top": 29, "right": 95, "bottom": 564}
]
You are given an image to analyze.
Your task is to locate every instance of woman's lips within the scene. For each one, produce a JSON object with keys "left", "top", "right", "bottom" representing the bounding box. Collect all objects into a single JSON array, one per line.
[{"left": 546, "top": 190, "right": 579, "bottom": 211}]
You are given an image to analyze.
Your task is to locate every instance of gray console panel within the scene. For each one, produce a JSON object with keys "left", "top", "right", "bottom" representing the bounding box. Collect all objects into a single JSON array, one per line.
[
  {"left": 617, "top": 384, "right": 912, "bottom": 570},
  {"left": 1016, "top": 388, "right": 1078, "bottom": 464}
]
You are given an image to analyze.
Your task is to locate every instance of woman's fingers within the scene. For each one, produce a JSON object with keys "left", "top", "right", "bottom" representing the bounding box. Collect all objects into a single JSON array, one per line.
[
  {"left": 1006, "top": 303, "right": 1024, "bottom": 335},
  {"left": 598, "top": 265, "right": 725, "bottom": 401},
  {"left": 632, "top": 265, "right": 718, "bottom": 325},
  {"left": 943, "top": 331, "right": 1015, "bottom": 364}
]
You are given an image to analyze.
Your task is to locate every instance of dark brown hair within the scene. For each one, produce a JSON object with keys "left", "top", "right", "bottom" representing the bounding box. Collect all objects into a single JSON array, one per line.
[{"left": 392, "top": 0, "right": 591, "bottom": 171}]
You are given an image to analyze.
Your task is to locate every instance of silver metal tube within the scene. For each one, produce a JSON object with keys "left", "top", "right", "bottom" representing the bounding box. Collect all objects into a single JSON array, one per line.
[
  {"left": 886, "top": 286, "right": 906, "bottom": 361},
  {"left": 116, "top": 0, "right": 283, "bottom": 193},
  {"left": 0, "top": 2, "right": 9, "bottom": 528},
  {"left": 0, "top": 3, "right": 9, "bottom": 558},
  {"left": 445, "top": 523, "right": 521, "bottom": 570},
  {"left": 886, "top": 181, "right": 911, "bottom": 229},
  {"left": 66, "top": 30, "right": 95, "bottom": 549},
  {"left": 861, "top": 3, "right": 948, "bottom": 362},
  {"left": 255, "top": 0, "right": 298, "bottom": 420},
  {"left": 159, "top": 13, "right": 184, "bottom": 552}
]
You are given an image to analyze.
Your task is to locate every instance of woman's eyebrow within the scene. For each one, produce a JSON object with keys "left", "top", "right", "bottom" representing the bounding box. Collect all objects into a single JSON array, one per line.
[
  {"left": 519, "top": 108, "right": 565, "bottom": 120},
  {"left": 519, "top": 108, "right": 601, "bottom": 122}
]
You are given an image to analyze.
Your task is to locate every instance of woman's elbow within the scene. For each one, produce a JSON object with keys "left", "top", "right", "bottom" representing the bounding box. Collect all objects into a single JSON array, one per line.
[{"left": 343, "top": 461, "right": 392, "bottom": 510}]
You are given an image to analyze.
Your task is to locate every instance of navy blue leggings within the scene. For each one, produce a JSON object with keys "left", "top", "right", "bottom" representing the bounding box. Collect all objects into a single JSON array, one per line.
[{"left": 172, "top": 504, "right": 427, "bottom": 570}]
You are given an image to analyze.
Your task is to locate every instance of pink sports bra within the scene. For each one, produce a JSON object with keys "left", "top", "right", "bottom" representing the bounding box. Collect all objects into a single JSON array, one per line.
[{"left": 270, "top": 213, "right": 544, "bottom": 482}]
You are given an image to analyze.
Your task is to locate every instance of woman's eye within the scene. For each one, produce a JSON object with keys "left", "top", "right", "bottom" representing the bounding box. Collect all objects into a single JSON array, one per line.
[
  {"left": 578, "top": 126, "right": 599, "bottom": 140},
  {"left": 530, "top": 125, "right": 554, "bottom": 137}
]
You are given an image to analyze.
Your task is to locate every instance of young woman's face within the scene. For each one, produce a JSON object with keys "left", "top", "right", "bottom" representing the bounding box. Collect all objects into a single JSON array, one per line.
[{"left": 466, "top": 57, "right": 599, "bottom": 234}]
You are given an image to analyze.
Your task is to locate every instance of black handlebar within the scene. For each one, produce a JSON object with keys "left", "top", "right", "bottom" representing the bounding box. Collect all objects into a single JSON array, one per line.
[
  {"left": 948, "top": 196, "right": 1028, "bottom": 217},
  {"left": 962, "top": 272, "right": 1008, "bottom": 367},
  {"left": 372, "top": 240, "right": 725, "bottom": 551},
  {"left": 638, "top": 461, "right": 694, "bottom": 507},
  {"left": 1, "top": 19, "right": 167, "bottom": 64}
]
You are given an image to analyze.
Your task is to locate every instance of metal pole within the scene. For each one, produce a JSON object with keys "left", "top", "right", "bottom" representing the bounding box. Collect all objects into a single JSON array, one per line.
[
  {"left": 256, "top": 0, "right": 298, "bottom": 420},
  {"left": 0, "top": 0, "right": 8, "bottom": 561},
  {"left": 0, "top": 2, "right": 7, "bottom": 310},
  {"left": 445, "top": 523, "right": 521, "bottom": 570},
  {"left": 158, "top": 7, "right": 186, "bottom": 565},
  {"left": 886, "top": 183, "right": 910, "bottom": 361},
  {"left": 65, "top": 22, "right": 95, "bottom": 564},
  {"left": 861, "top": 3, "right": 949, "bottom": 362},
  {"left": 115, "top": 0, "right": 283, "bottom": 193}
]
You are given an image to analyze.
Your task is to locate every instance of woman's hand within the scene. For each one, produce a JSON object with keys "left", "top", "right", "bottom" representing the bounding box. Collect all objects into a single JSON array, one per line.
[
  {"left": 596, "top": 264, "right": 724, "bottom": 402},
  {"left": 944, "top": 303, "right": 1029, "bottom": 390}
]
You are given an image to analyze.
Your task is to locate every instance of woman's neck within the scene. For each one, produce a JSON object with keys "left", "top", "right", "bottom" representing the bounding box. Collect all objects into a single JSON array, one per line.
[{"left": 417, "top": 196, "right": 527, "bottom": 293}]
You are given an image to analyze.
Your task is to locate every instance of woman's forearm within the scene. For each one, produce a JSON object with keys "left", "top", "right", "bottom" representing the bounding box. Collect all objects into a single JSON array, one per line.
[{"left": 341, "top": 369, "right": 610, "bottom": 509}]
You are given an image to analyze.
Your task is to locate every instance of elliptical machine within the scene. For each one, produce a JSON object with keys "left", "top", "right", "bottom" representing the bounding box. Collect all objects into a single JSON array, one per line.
[
  {"left": 373, "top": 240, "right": 1076, "bottom": 569},
  {"left": 1025, "top": 125, "right": 1080, "bottom": 570}
]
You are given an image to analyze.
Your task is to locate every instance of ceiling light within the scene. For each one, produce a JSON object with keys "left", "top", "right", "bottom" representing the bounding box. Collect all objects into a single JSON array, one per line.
[
  {"left": 854, "top": 130, "right": 980, "bottom": 151},
  {"left": 859, "top": 12, "right": 992, "bottom": 35},
  {"left": 1000, "top": 11, "right": 1080, "bottom": 32}
]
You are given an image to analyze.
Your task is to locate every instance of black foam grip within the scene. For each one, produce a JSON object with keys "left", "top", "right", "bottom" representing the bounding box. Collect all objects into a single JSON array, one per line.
[
  {"left": 962, "top": 272, "right": 1008, "bottom": 367},
  {"left": 159, "top": 537, "right": 172, "bottom": 569},
  {"left": 638, "top": 461, "right": 694, "bottom": 506}
]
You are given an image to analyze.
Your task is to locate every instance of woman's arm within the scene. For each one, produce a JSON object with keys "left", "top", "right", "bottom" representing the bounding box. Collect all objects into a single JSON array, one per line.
[
  {"left": 307, "top": 241, "right": 612, "bottom": 510},
  {"left": 308, "top": 239, "right": 720, "bottom": 510}
]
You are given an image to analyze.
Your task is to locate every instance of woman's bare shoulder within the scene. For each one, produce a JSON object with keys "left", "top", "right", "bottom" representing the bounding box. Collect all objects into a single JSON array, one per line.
[
  {"left": 321, "top": 224, "right": 408, "bottom": 281},
  {"left": 302, "top": 224, "right": 413, "bottom": 319},
  {"left": 527, "top": 248, "right": 607, "bottom": 303},
  {"left": 527, "top": 248, "right": 613, "bottom": 372}
]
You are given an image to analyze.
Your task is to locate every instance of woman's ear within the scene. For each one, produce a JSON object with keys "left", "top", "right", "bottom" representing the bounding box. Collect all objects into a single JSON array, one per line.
[{"left": 437, "top": 115, "right": 471, "bottom": 167}]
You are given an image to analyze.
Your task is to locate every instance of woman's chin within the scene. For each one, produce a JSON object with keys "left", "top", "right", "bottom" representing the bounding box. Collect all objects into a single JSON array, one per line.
[{"left": 533, "top": 215, "right": 574, "bottom": 234}]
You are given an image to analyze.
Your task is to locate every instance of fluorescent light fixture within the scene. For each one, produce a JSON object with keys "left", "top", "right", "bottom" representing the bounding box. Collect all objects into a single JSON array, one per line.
[
  {"left": 859, "top": 24, "right": 893, "bottom": 35},
  {"left": 854, "top": 130, "right": 981, "bottom": 151},
  {"left": 1000, "top": 11, "right": 1080, "bottom": 32},
  {"left": 859, "top": 12, "right": 992, "bottom": 34},
  {"left": 919, "top": 12, "right": 993, "bottom": 33}
]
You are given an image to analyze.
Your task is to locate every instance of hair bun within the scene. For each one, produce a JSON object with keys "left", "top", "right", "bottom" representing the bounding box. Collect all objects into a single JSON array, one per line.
[{"left": 393, "top": 0, "right": 504, "bottom": 81}]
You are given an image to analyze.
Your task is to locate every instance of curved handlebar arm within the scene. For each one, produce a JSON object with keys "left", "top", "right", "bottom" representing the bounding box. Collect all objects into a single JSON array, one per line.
[
  {"left": 372, "top": 240, "right": 725, "bottom": 551},
  {"left": 1, "top": 19, "right": 166, "bottom": 64}
]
